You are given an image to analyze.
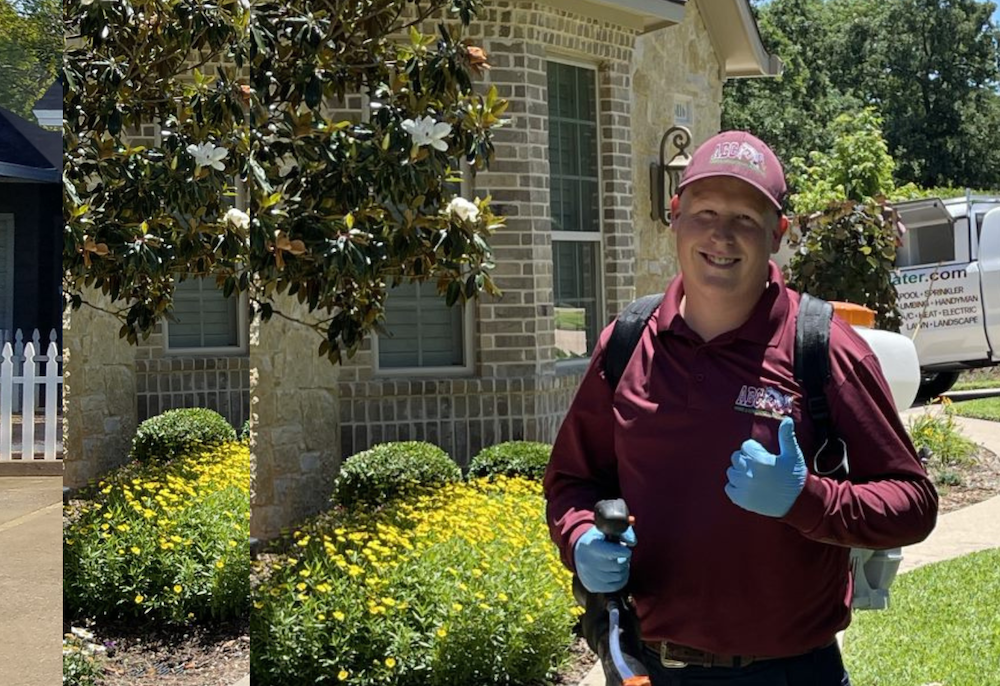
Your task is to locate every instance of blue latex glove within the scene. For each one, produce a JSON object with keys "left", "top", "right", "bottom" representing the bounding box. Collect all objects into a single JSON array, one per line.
[
  {"left": 725, "top": 416, "right": 808, "bottom": 518},
  {"left": 573, "top": 524, "right": 637, "bottom": 593}
]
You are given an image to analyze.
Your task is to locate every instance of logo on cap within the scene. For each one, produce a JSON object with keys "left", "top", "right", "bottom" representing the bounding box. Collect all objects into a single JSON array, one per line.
[{"left": 710, "top": 141, "right": 767, "bottom": 176}]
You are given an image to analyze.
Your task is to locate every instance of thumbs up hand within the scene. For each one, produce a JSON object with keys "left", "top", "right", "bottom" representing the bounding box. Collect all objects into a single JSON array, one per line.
[{"left": 725, "top": 417, "right": 808, "bottom": 518}]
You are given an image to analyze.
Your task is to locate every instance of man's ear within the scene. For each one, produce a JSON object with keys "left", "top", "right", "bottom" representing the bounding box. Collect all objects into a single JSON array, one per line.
[
  {"left": 772, "top": 215, "right": 789, "bottom": 252},
  {"left": 670, "top": 195, "right": 680, "bottom": 224}
]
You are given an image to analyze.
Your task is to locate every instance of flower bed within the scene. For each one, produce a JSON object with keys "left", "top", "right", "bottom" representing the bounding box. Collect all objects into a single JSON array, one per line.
[
  {"left": 64, "top": 442, "right": 251, "bottom": 625},
  {"left": 251, "top": 475, "right": 579, "bottom": 686}
]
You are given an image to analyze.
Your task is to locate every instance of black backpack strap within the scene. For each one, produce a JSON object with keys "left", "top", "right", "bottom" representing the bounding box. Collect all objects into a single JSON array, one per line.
[
  {"left": 795, "top": 292, "right": 846, "bottom": 474},
  {"left": 604, "top": 294, "right": 664, "bottom": 391}
]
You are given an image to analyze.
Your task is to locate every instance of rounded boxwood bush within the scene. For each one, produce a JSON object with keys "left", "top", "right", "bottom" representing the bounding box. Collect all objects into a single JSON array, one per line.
[
  {"left": 332, "top": 441, "right": 461, "bottom": 508},
  {"left": 468, "top": 441, "right": 552, "bottom": 481},
  {"left": 130, "top": 408, "right": 236, "bottom": 463}
]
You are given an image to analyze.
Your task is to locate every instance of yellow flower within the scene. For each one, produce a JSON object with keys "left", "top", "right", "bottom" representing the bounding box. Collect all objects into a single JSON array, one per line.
[
  {"left": 216, "top": 560, "right": 225, "bottom": 569},
  {"left": 437, "top": 627, "right": 448, "bottom": 638},
  {"left": 333, "top": 611, "right": 345, "bottom": 621},
  {"left": 173, "top": 585, "right": 183, "bottom": 593},
  {"left": 385, "top": 657, "right": 396, "bottom": 669},
  {"left": 130, "top": 546, "right": 141, "bottom": 554},
  {"left": 135, "top": 594, "right": 144, "bottom": 604},
  {"left": 338, "top": 670, "right": 349, "bottom": 681}
]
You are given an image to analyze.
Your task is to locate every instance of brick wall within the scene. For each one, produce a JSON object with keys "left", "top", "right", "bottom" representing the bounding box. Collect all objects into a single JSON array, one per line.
[{"left": 337, "top": 0, "right": 641, "bottom": 467}]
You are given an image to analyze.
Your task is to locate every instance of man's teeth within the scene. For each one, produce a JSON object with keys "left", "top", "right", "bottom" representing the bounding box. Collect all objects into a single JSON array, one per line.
[{"left": 705, "top": 254, "right": 737, "bottom": 265}]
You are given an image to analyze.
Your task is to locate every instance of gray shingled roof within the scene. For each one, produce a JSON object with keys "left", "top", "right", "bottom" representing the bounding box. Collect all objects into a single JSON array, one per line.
[
  {"left": 0, "top": 106, "right": 60, "bottom": 182},
  {"left": 33, "top": 78, "right": 62, "bottom": 112}
]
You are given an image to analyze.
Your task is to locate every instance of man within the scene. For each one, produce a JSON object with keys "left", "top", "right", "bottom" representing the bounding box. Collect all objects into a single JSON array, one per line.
[{"left": 543, "top": 130, "right": 937, "bottom": 685}]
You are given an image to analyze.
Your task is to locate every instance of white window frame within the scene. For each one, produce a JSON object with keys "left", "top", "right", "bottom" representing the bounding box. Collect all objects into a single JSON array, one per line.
[
  {"left": 163, "top": 276, "right": 250, "bottom": 356},
  {"left": 546, "top": 55, "right": 606, "bottom": 371},
  {"left": 0, "top": 214, "right": 15, "bottom": 333},
  {"left": 372, "top": 164, "right": 477, "bottom": 377}
]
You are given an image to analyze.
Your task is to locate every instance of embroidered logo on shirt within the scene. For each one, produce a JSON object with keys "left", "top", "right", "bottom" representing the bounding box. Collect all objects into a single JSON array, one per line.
[{"left": 733, "top": 385, "right": 795, "bottom": 419}]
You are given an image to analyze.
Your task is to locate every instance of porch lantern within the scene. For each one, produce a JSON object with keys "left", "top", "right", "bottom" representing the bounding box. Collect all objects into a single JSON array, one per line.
[{"left": 649, "top": 125, "right": 692, "bottom": 226}]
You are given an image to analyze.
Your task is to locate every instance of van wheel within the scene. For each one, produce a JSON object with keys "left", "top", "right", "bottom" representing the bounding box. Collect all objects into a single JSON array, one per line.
[{"left": 918, "top": 371, "right": 961, "bottom": 400}]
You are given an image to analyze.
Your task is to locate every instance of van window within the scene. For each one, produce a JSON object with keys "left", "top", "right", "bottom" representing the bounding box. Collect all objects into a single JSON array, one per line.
[{"left": 896, "top": 220, "right": 955, "bottom": 267}]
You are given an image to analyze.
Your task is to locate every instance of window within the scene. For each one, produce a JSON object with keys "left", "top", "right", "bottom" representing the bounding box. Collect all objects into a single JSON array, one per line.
[
  {"left": 372, "top": 75, "right": 473, "bottom": 373},
  {"left": 547, "top": 60, "right": 602, "bottom": 359},
  {"left": 164, "top": 277, "right": 247, "bottom": 354},
  {"left": 375, "top": 280, "right": 471, "bottom": 373},
  {"left": 897, "top": 221, "right": 957, "bottom": 267}
]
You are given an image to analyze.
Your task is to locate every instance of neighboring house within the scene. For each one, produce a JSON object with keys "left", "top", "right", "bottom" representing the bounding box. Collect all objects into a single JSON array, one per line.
[
  {"left": 0, "top": 79, "right": 62, "bottom": 342},
  {"left": 64, "top": 0, "right": 780, "bottom": 537}
]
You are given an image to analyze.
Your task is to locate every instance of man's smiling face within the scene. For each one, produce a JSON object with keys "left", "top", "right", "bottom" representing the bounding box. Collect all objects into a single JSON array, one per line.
[{"left": 671, "top": 176, "right": 781, "bottom": 303}]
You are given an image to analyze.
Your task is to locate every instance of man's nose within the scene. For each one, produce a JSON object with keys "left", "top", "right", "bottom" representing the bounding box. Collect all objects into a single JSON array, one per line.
[{"left": 708, "top": 216, "right": 737, "bottom": 241}]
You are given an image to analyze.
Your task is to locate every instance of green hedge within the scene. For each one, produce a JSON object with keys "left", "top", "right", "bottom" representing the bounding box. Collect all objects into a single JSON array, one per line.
[
  {"left": 468, "top": 441, "right": 552, "bottom": 481},
  {"left": 130, "top": 407, "right": 236, "bottom": 463},
  {"left": 332, "top": 441, "right": 461, "bottom": 508}
]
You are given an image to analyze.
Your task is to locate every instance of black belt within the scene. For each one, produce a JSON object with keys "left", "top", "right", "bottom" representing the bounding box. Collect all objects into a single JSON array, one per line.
[{"left": 642, "top": 639, "right": 836, "bottom": 669}]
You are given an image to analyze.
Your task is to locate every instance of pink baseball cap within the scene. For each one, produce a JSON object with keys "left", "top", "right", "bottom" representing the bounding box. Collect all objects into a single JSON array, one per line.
[{"left": 676, "top": 130, "right": 787, "bottom": 210}]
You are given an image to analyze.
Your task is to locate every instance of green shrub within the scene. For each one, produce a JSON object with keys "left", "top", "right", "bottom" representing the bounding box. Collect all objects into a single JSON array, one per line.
[
  {"left": 64, "top": 443, "right": 251, "bottom": 624},
  {"left": 332, "top": 441, "right": 461, "bottom": 508},
  {"left": 468, "top": 441, "right": 552, "bottom": 481},
  {"left": 130, "top": 408, "right": 236, "bottom": 463},
  {"left": 907, "top": 399, "right": 978, "bottom": 469},
  {"left": 251, "top": 476, "right": 579, "bottom": 686}
]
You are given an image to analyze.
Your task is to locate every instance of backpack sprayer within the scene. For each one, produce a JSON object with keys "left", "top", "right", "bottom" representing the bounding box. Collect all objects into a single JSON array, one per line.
[{"left": 573, "top": 499, "right": 651, "bottom": 686}]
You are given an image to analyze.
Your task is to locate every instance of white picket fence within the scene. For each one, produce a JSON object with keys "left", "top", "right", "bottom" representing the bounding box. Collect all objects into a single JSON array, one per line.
[{"left": 0, "top": 329, "right": 62, "bottom": 461}]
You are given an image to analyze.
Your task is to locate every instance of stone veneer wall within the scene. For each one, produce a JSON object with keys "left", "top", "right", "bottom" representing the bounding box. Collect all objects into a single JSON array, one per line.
[
  {"left": 62, "top": 290, "right": 138, "bottom": 488},
  {"left": 337, "top": 0, "right": 640, "bottom": 466},
  {"left": 249, "top": 295, "right": 340, "bottom": 539},
  {"left": 631, "top": 0, "right": 724, "bottom": 298}
]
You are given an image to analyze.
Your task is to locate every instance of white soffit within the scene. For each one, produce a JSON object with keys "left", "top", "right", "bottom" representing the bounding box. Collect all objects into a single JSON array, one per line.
[
  {"left": 696, "top": 0, "right": 782, "bottom": 78},
  {"left": 543, "top": 0, "right": 687, "bottom": 34}
]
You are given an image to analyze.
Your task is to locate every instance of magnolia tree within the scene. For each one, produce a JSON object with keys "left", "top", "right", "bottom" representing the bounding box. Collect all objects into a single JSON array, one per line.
[
  {"left": 63, "top": 0, "right": 251, "bottom": 341},
  {"left": 64, "top": 0, "right": 506, "bottom": 361}
]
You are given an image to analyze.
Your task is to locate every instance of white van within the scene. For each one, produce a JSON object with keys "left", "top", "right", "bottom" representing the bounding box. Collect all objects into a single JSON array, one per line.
[{"left": 892, "top": 194, "right": 1000, "bottom": 397}]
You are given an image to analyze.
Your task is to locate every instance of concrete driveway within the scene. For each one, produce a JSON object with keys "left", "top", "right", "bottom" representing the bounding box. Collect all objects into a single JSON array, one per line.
[{"left": 0, "top": 477, "right": 62, "bottom": 686}]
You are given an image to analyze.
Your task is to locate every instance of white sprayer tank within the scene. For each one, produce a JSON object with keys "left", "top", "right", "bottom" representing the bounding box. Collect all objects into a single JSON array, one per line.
[
  {"left": 831, "top": 302, "right": 921, "bottom": 413},
  {"left": 830, "top": 302, "right": 919, "bottom": 611}
]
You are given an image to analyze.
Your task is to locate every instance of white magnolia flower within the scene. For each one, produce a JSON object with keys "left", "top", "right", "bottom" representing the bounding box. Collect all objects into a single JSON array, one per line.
[
  {"left": 224, "top": 208, "right": 250, "bottom": 230},
  {"left": 446, "top": 197, "right": 480, "bottom": 223},
  {"left": 401, "top": 116, "right": 451, "bottom": 152},
  {"left": 186, "top": 142, "right": 229, "bottom": 171}
]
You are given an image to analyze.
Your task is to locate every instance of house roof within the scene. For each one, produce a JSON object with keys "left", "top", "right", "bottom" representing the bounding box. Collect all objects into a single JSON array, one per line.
[
  {"left": 34, "top": 78, "right": 62, "bottom": 113},
  {"left": 0, "top": 106, "right": 61, "bottom": 183}
]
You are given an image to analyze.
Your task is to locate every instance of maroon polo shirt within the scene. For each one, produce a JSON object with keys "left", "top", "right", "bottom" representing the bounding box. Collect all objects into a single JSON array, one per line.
[{"left": 544, "top": 262, "right": 937, "bottom": 658}]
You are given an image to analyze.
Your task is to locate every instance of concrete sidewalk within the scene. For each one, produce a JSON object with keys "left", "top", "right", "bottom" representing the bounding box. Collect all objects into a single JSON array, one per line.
[
  {"left": 0, "top": 477, "right": 63, "bottom": 686},
  {"left": 577, "top": 413, "right": 1000, "bottom": 686}
]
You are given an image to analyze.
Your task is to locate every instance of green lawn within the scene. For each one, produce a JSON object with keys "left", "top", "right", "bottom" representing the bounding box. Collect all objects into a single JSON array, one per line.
[
  {"left": 843, "top": 548, "right": 1000, "bottom": 686},
  {"left": 954, "top": 368, "right": 1000, "bottom": 391},
  {"left": 554, "top": 307, "right": 586, "bottom": 331},
  {"left": 950, "top": 396, "right": 1000, "bottom": 422}
]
